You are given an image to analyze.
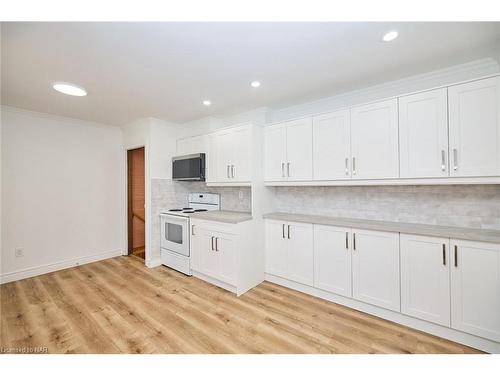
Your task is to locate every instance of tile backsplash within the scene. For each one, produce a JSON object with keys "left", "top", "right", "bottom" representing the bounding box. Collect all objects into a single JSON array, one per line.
[{"left": 271, "top": 185, "right": 500, "bottom": 230}]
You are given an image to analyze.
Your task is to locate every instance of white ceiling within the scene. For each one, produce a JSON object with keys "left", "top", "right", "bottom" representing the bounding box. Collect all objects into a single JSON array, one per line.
[{"left": 2, "top": 22, "right": 500, "bottom": 126}]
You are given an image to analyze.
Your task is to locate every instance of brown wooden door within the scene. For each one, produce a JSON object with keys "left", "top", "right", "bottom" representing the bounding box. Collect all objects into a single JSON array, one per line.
[{"left": 127, "top": 147, "right": 145, "bottom": 259}]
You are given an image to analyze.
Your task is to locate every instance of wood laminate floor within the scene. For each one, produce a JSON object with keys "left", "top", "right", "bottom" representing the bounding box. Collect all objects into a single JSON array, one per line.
[{"left": 0, "top": 256, "right": 482, "bottom": 354}]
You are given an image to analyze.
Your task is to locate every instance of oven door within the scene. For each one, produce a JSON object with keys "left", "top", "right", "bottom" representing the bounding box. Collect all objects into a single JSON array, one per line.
[{"left": 160, "top": 214, "right": 189, "bottom": 256}]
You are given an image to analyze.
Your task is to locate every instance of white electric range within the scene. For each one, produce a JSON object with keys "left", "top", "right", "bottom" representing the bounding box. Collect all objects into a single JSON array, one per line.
[{"left": 159, "top": 192, "right": 220, "bottom": 275}]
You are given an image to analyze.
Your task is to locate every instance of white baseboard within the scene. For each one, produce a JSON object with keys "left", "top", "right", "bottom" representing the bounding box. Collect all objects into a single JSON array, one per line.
[
  {"left": 145, "top": 257, "right": 162, "bottom": 268},
  {"left": 0, "top": 249, "right": 123, "bottom": 284},
  {"left": 265, "top": 273, "right": 500, "bottom": 354}
]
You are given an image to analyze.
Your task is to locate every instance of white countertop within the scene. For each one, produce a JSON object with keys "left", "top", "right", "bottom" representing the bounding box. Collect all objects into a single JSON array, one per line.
[
  {"left": 263, "top": 212, "right": 500, "bottom": 244},
  {"left": 192, "top": 210, "right": 253, "bottom": 224}
]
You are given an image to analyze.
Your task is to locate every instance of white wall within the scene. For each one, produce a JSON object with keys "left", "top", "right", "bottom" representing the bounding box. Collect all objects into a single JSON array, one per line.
[
  {"left": 121, "top": 117, "right": 180, "bottom": 267},
  {"left": 1, "top": 107, "right": 124, "bottom": 282}
]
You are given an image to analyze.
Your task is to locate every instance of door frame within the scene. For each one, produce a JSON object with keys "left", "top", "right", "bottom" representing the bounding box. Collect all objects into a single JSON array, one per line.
[
  {"left": 127, "top": 146, "right": 146, "bottom": 258},
  {"left": 123, "top": 143, "right": 150, "bottom": 265}
]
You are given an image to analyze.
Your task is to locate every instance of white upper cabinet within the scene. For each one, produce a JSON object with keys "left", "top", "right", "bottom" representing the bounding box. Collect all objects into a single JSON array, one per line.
[
  {"left": 350, "top": 99, "right": 399, "bottom": 179},
  {"left": 351, "top": 229, "right": 400, "bottom": 312},
  {"left": 399, "top": 88, "right": 449, "bottom": 178},
  {"left": 400, "top": 234, "right": 451, "bottom": 326},
  {"left": 313, "top": 225, "right": 352, "bottom": 297},
  {"left": 448, "top": 76, "right": 500, "bottom": 177},
  {"left": 312, "top": 110, "right": 351, "bottom": 180},
  {"left": 231, "top": 126, "right": 252, "bottom": 181},
  {"left": 286, "top": 118, "right": 313, "bottom": 181},
  {"left": 264, "top": 124, "right": 287, "bottom": 181},
  {"left": 215, "top": 129, "right": 234, "bottom": 182},
  {"left": 451, "top": 239, "right": 500, "bottom": 342},
  {"left": 210, "top": 124, "right": 252, "bottom": 184},
  {"left": 264, "top": 119, "right": 313, "bottom": 182}
]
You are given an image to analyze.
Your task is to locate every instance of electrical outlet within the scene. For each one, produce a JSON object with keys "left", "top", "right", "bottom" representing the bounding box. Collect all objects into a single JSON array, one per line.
[
  {"left": 239, "top": 191, "right": 244, "bottom": 200},
  {"left": 15, "top": 247, "right": 24, "bottom": 257}
]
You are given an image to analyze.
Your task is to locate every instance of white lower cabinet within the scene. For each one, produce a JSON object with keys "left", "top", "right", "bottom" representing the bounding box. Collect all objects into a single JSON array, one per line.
[
  {"left": 265, "top": 220, "right": 313, "bottom": 286},
  {"left": 351, "top": 229, "right": 401, "bottom": 312},
  {"left": 313, "top": 225, "right": 352, "bottom": 297},
  {"left": 400, "top": 234, "right": 451, "bottom": 326},
  {"left": 197, "top": 228, "right": 236, "bottom": 285},
  {"left": 451, "top": 239, "right": 500, "bottom": 342},
  {"left": 190, "top": 218, "right": 262, "bottom": 295},
  {"left": 264, "top": 219, "right": 500, "bottom": 350}
]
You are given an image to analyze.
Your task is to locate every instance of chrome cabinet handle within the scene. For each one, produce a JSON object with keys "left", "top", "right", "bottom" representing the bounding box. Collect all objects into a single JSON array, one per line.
[
  {"left": 441, "top": 150, "right": 446, "bottom": 172},
  {"left": 281, "top": 162, "right": 285, "bottom": 178},
  {"left": 453, "top": 149, "right": 458, "bottom": 171},
  {"left": 231, "top": 165, "right": 235, "bottom": 178},
  {"left": 287, "top": 162, "right": 290, "bottom": 177},
  {"left": 211, "top": 236, "right": 214, "bottom": 251},
  {"left": 282, "top": 223, "right": 285, "bottom": 239},
  {"left": 442, "top": 244, "right": 446, "bottom": 265},
  {"left": 287, "top": 224, "right": 290, "bottom": 239},
  {"left": 227, "top": 165, "right": 230, "bottom": 178},
  {"left": 191, "top": 224, "right": 195, "bottom": 236},
  {"left": 454, "top": 245, "right": 458, "bottom": 267},
  {"left": 165, "top": 223, "right": 168, "bottom": 240},
  {"left": 345, "top": 232, "right": 349, "bottom": 249},
  {"left": 352, "top": 157, "right": 356, "bottom": 175},
  {"left": 353, "top": 233, "right": 356, "bottom": 250},
  {"left": 215, "top": 237, "right": 219, "bottom": 252},
  {"left": 345, "top": 157, "right": 349, "bottom": 175}
]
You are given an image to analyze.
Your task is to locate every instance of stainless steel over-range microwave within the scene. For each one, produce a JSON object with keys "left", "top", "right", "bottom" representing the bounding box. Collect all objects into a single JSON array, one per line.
[{"left": 172, "top": 153, "right": 205, "bottom": 181}]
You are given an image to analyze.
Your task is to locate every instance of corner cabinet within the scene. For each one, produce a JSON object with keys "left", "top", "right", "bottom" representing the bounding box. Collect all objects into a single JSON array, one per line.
[
  {"left": 190, "top": 218, "right": 263, "bottom": 296},
  {"left": 208, "top": 124, "right": 253, "bottom": 185}
]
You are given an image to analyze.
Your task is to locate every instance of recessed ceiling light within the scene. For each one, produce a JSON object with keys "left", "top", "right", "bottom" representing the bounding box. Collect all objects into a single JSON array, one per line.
[
  {"left": 52, "top": 82, "right": 87, "bottom": 96},
  {"left": 250, "top": 81, "right": 261, "bottom": 88},
  {"left": 203, "top": 100, "right": 211, "bottom": 106},
  {"left": 382, "top": 30, "right": 399, "bottom": 42}
]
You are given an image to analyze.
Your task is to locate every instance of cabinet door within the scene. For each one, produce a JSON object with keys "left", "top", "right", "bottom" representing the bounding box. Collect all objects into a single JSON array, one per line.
[
  {"left": 451, "top": 239, "right": 500, "bottom": 341},
  {"left": 215, "top": 233, "right": 236, "bottom": 285},
  {"left": 286, "top": 222, "right": 314, "bottom": 286},
  {"left": 448, "top": 76, "right": 500, "bottom": 177},
  {"left": 265, "top": 220, "right": 287, "bottom": 277},
  {"left": 399, "top": 88, "right": 449, "bottom": 178},
  {"left": 313, "top": 110, "right": 351, "bottom": 180},
  {"left": 190, "top": 222, "right": 201, "bottom": 272},
  {"left": 264, "top": 124, "right": 287, "bottom": 181},
  {"left": 313, "top": 225, "right": 352, "bottom": 297},
  {"left": 199, "top": 230, "right": 220, "bottom": 279},
  {"left": 206, "top": 134, "right": 217, "bottom": 183},
  {"left": 215, "top": 130, "right": 233, "bottom": 182},
  {"left": 286, "top": 118, "right": 313, "bottom": 181},
  {"left": 352, "top": 229, "right": 400, "bottom": 311},
  {"left": 350, "top": 99, "right": 399, "bottom": 179},
  {"left": 231, "top": 126, "right": 252, "bottom": 182},
  {"left": 400, "top": 234, "right": 450, "bottom": 326}
]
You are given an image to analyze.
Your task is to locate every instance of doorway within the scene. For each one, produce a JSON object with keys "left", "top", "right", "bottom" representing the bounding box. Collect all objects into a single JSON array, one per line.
[{"left": 127, "top": 147, "right": 145, "bottom": 260}]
